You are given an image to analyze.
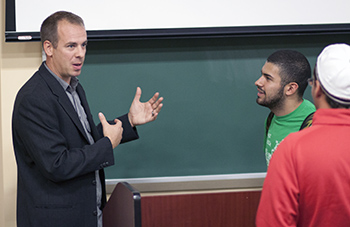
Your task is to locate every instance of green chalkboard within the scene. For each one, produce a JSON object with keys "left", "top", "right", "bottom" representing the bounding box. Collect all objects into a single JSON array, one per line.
[{"left": 79, "top": 34, "right": 349, "bottom": 179}]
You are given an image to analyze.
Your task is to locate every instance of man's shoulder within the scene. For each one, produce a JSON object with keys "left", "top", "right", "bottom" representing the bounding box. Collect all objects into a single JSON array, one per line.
[
  {"left": 15, "top": 67, "right": 58, "bottom": 106},
  {"left": 19, "top": 64, "right": 61, "bottom": 95},
  {"left": 18, "top": 72, "right": 47, "bottom": 96},
  {"left": 301, "top": 99, "right": 316, "bottom": 111},
  {"left": 289, "top": 99, "right": 315, "bottom": 119}
]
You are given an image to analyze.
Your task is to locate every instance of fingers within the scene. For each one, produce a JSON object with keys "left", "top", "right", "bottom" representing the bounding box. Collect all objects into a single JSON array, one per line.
[
  {"left": 152, "top": 95, "right": 163, "bottom": 110},
  {"left": 98, "top": 112, "right": 108, "bottom": 125},
  {"left": 148, "top": 90, "right": 163, "bottom": 110},
  {"left": 100, "top": 112, "right": 121, "bottom": 126},
  {"left": 149, "top": 92, "right": 160, "bottom": 105},
  {"left": 99, "top": 112, "right": 123, "bottom": 149},
  {"left": 136, "top": 86, "right": 162, "bottom": 107},
  {"left": 152, "top": 102, "right": 163, "bottom": 118},
  {"left": 150, "top": 96, "right": 164, "bottom": 118},
  {"left": 153, "top": 96, "right": 163, "bottom": 107},
  {"left": 148, "top": 91, "right": 164, "bottom": 118},
  {"left": 129, "top": 87, "right": 163, "bottom": 124},
  {"left": 133, "top": 87, "right": 142, "bottom": 103}
]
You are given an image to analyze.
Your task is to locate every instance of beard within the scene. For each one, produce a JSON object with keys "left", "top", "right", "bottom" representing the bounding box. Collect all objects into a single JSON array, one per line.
[{"left": 256, "top": 86, "right": 285, "bottom": 110}]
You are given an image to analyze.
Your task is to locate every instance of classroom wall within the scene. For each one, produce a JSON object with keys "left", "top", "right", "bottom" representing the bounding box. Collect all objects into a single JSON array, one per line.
[{"left": 1, "top": 0, "right": 43, "bottom": 225}]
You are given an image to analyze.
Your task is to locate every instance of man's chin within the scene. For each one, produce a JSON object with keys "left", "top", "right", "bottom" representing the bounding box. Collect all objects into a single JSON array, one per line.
[
  {"left": 256, "top": 98, "right": 268, "bottom": 107},
  {"left": 256, "top": 97, "right": 263, "bottom": 104},
  {"left": 72, "top": 71, "right": 82, "bottom": 77}
]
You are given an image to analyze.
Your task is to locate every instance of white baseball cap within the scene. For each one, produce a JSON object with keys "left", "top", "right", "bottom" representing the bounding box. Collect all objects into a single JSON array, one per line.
[{"left": 316, "top": 43, "right": 350, "bottom": 104}]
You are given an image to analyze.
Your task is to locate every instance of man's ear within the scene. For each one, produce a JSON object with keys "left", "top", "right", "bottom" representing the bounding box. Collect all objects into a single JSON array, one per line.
[
  {"left": 313, "top": 80, "right": 324, "bottom": 98},
  {"left": 43, "top": 40, "right": 53, "bottom": 57},
  {"left": 284, "top": 82, "right": 299, "bottom": 96}
]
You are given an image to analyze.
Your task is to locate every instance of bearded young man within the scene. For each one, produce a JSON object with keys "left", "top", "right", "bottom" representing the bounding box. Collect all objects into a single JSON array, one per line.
[{"left": 255, "top": 50, "right": 315, "bottom": 166}]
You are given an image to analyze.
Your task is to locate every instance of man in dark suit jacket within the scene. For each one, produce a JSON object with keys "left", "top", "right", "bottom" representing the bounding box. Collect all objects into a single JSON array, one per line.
[{"left": 12, "top": 11, "right": 163, "bottom": 227}]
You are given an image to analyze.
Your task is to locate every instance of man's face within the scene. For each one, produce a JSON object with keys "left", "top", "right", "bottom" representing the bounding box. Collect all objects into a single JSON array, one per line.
[
  {"left": 49, "top": 20, "right": 87, "bottom": 83},
  {"left": 255, "top": 62, "right": 285, "bottom": 109}
]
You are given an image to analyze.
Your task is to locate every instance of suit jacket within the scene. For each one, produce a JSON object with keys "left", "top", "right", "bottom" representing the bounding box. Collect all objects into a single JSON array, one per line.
[{"left": 12, "top": 63, "right": 139, "bottom": 227}]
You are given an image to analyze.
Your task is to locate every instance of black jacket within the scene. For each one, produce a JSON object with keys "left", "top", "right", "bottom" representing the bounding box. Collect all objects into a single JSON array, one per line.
[{"left": 12, "top": 63, "right": 138, "bottom": 227}]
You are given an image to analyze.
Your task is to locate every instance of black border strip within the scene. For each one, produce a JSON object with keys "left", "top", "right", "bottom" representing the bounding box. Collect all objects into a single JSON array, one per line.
[
  {"left": 5, "top": 0, "right": 16, "bottom": 32},
  {"left": 5, "top": 24, "right": 350, "bottom": 42}
]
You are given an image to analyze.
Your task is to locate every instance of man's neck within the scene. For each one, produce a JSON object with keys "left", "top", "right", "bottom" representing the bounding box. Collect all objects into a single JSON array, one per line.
[
  {"left": 45, "top": 60, "right": 71, "bottom": 85},
  {"left": 272, "top": 99, "right": 304, "bottom": 116}
]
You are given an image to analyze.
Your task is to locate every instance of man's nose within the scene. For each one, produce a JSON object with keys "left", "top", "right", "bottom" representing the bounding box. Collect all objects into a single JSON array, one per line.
[
  {"left": 75, "top": 46, "right": 86, "bottom": 58},
  {"left": 255, "top": 76, "right": 263, "bottom": 86}
]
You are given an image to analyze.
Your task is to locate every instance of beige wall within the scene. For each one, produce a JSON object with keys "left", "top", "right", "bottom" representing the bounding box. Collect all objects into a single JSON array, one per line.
[{"left": 1, "top": 0, "right": 42, "bottom": 225}]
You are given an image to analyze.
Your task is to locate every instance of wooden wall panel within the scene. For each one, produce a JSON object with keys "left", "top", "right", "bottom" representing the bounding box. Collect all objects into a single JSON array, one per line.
[{"left": 141, "top": 191, "right": 261, "bottom": 227}]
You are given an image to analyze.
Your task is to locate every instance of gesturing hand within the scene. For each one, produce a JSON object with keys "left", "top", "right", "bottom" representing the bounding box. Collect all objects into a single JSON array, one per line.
[
  {"left": 99, "top": 112, "right": 123, "bottom": 149},
  {"left": 128, "top": 87, "right": 164, "bottom": 127}
]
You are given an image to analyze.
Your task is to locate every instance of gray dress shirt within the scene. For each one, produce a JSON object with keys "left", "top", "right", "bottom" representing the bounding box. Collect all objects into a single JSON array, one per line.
[{"left": 44, "top": 63, "right": 103, "bottom": 227}]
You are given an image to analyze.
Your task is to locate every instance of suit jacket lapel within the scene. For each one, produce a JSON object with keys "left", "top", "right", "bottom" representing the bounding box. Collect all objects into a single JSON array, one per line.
[
  {"left": 38, "top": 63, "right": 91, "bottom": 143},
  {"left": 76, "top": 84, "right": 101, "bottom": 141}
]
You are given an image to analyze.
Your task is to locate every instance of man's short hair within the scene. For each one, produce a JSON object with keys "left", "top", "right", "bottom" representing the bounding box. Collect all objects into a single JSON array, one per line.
[
  {"left": 40, "top": 11, "right": 85, "bottom": 48},
  {"left": 267, "top": 50, "right": 311, "bottom": 98}
]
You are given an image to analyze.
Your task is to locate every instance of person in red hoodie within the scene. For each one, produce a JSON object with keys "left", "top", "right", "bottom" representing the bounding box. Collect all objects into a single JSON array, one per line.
[{"left": 256, "top": 43, "right": 350, "bottom": 227}]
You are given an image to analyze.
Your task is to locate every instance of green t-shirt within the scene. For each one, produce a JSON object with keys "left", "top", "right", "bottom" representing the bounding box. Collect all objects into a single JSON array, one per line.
[{"left": 264, "top": 99, "right": 316, "bottom": 166}]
